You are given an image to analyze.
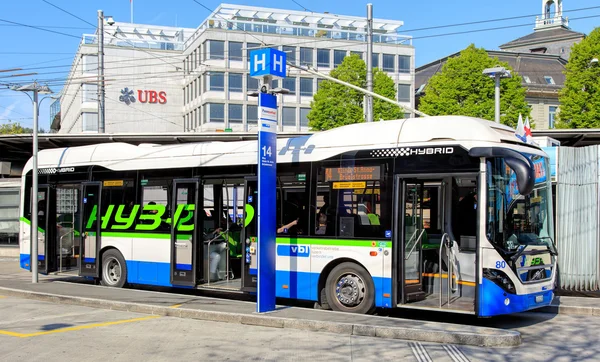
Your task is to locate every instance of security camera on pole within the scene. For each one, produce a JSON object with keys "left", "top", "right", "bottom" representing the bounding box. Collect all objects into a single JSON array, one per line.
[{"left": 249, "top": 47, "right": 286, "bottom": 313}]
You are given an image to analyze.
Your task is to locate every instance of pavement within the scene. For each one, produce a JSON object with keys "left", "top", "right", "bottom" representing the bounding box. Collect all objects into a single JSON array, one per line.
[{"left": 1, "top": 258, "right": 600, "bottom": 349}]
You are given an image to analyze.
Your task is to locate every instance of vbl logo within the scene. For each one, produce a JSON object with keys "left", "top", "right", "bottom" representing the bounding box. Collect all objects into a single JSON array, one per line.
[{"left": 277, "top": 245, "right": 310, "bottom": 257}]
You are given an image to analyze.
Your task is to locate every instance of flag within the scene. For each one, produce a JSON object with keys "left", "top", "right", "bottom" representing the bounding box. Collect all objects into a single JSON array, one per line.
[
  {"left": 515, "top": 113, "right": 527, "bottom": 143},
  {"left": 524, "top": 117, "right": 536, "bottom": 145}
]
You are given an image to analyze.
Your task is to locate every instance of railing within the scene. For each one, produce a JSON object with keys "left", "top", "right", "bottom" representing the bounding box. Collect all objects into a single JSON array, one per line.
[
  {"left": 81, "top": 34, "right": 184, "bottom": 51},
  {"left": 405, "top": 229, "right": 425, "bottom": 261},
  {"left": 438, "top": 233, "right": 457, "bottom": 308},
  {"left": 183, "top": 17, "right": 412, "bottom": 49},
  {"left": 59, "top": 229, "right": 74, "bottom": 273}
]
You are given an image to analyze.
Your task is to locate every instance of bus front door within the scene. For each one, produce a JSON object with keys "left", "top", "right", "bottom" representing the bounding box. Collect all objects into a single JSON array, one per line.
[
  {"left": 241, "top": 177, "right": 258, "bottom": 292},
  {"left": 396, "top": 178, "right": 426, "bottom": 303},
  {"left": 32, "top": 185, "right": 58, "bottom": 274},
  {"left": 80, "top": 182, "right": 101, "bottom": 278},
  {"left": 170, "top": 179, "right": 200, "bottom": 287}
]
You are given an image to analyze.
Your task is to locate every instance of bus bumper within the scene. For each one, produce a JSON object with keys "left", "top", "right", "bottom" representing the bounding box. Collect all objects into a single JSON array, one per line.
[{"left": 478, "top": 278, "right": 554, "bottom": 317}]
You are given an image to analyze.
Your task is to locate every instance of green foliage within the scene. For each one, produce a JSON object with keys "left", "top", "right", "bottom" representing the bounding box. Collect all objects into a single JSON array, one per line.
[
  {"left": 0, "top": 122, "right": 28, "bottom": 134},
  {"left": 557, "top": 27, "right": 600, "bottom": 128},
  {"left": 418, "top": 44, "right": 530, "bottom": 128},
  {"left": 307, "top": 54, "right": 402, "bottom": 131}
]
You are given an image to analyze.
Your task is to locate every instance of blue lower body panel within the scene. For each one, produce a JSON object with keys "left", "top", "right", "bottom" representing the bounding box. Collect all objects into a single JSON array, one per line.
[
  {"left": 479, "top": 278, "right": 554, "bottom": 316},
  {"left": 19, "top": 254, "right": 392, "bottom": 307}
]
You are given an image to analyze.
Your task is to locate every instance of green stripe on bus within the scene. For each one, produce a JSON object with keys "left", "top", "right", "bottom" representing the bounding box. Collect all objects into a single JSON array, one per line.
[
  {"left": 102, "top": 232, "right": 190, "bottom": 240},
  {"left": 20, "top": 217, "right": 45, "bottom": 233},
  {"left": 276, "top": 237, "right": 391, "bottom": 248}
]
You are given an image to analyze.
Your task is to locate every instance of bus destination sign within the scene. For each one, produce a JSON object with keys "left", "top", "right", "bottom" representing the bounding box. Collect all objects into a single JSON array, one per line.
[{"left": 325, "top": 166, "right": 380, "bottom": 182}]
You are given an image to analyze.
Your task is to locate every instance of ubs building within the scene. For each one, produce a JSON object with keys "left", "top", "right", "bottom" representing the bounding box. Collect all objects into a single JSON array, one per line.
[{"left": 53, "top": 4, "right": 415, "bottom": 134}]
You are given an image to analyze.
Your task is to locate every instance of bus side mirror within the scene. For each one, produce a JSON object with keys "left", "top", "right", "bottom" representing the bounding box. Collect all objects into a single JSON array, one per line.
[
  {"left": 504, "top": 156, "right": 535, "bottom": 195},
  {"left": 468, "top": 147, "right": 535, "bottom": 196}
]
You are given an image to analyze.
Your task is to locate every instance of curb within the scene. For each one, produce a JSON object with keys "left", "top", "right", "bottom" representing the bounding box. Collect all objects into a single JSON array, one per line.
[
  {"left": 0, "top": 286, "right": 521, "bottom": 347},
  {"left": 537, "top": 304, "right": 600, "bottom": 316}
]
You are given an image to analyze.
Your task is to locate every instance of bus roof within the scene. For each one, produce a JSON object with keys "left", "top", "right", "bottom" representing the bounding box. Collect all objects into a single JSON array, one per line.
[{"left": 23, "top": 116, "right": 543, "bottom": 173}]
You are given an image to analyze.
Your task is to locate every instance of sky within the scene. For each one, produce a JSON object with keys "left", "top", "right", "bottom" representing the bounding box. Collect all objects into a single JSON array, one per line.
[{"left": 0, "top": 0, "right": 598, "bottom": 131}]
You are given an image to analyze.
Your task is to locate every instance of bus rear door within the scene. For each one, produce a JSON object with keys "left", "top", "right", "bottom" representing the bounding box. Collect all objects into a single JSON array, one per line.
[{"left": 32, "top": 185, "right": 58, "bottom": 274}]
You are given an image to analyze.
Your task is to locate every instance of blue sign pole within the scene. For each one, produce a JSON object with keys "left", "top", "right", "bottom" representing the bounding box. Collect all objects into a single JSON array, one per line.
[
  {"left": 257, "top": 92, "right": 277, "bottom": 313},
  {"left": 250, "top": 48, "right": 286, "bottom": 313}
]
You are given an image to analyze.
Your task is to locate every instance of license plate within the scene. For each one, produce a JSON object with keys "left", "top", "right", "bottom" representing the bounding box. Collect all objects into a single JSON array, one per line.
[{"left": 535, "top": 295, "right": 544, "bottom": 303}]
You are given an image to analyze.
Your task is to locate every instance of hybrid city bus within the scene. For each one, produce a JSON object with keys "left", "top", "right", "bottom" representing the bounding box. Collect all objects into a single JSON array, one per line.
[{"left": 18, "top": 116, "right": 557, "bottom": 316}]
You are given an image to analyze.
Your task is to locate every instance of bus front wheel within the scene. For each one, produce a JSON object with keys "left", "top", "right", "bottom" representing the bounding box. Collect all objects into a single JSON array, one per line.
[
  {"left": 100, "top": 249, "right": 127, "bottom": 288},
  {"left": 325, "top": 262, "right": 375, "bottom": 314}
]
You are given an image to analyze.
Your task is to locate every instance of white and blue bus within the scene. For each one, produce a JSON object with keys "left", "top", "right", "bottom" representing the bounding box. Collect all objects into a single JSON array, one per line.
[{"left": 18, "top": 116, "right": 557, "bottom": 316}]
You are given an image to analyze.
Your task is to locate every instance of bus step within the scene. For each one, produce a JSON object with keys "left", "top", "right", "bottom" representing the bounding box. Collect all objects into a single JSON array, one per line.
[{"left": 405, "top": 291, "right": 427, "bottom": 302}]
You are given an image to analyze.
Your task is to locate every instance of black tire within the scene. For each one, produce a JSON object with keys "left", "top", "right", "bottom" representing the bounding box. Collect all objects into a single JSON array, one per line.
[
  {"left": 325, "top": 262, "right": 375, "bottom": 314},
  {"left": 100, "top": 249, "right": 127, "bottom": 288}
]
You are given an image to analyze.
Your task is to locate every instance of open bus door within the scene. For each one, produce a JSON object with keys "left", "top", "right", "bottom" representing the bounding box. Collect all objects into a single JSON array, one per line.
[
  {"left": 79, "top": 182, "right": 101, "bottom": 278},
  {"left": 170, "top": 179, "right": 200, "bottom": 287},
  {"left": 396, "top": 177, "right": 426, "bottom": 303},
  {"left": 32, "top": 185, "right": 58, "bottom": 274},
  {"left": 241, "top": 177, "right": 258, "bottom": 292}
]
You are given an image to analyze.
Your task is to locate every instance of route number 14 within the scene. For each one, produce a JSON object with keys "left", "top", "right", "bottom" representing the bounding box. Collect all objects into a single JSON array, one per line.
[{"left": 262, "top": 146, "right": 272, "bottom": 158}]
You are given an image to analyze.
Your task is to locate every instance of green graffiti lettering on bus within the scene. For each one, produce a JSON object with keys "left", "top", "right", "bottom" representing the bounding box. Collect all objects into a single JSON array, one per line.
[
  {"left": 244, "top": 204, "right": 254, "bottom": 227},
  {"left": 84, "top": 204, "right": 195, "bottom": 231}
]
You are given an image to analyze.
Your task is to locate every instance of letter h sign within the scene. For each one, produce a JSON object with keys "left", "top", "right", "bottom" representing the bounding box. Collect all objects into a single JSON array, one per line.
[{"left": 249, "top": 48, "right": 286, "bottom": 79}]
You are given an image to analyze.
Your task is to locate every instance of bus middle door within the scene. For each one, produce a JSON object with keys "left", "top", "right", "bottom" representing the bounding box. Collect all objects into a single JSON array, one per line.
[
  {"left": 170, "top": 179, "right": 200, "bottom": 287},
  {"left": 241, "top": 177, "right": 258, "bottom": 292}
]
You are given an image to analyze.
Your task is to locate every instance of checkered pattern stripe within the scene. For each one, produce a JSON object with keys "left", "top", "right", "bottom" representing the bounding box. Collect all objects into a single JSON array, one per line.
[{"left": 370, "top": 148, "right": 412, "bottom": 158}]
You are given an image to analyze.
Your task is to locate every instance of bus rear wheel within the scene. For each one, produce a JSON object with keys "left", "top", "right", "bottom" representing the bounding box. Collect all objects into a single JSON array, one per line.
[
  {"left": 100, "top": 249, "right": 127, "bottom": 288},
  {"left": 325, "top": 262, "right": 375, "bottom": 314}
]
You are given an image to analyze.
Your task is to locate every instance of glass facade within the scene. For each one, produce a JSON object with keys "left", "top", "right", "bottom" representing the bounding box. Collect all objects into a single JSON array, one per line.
[
  {"left": 229, "top": 41, "right": 243, "bottom": 61},
  {"left": 382, "top": 54, "right": 395, "bottom": 72},
  {"left": 549, "top": 106, "right": 557, "bottom": 129},
  {"left": 209, "top": 40, "right": 225, "bottom": 60},
  {"left": 229, "top": 73, "right": 243, "bottom": 93},
  {"left": 283, "top": 46, "right": 296, "bottom": 65},
  {"left": 82, "top": 112, "right": 98, "bottom": 132},
  {"left": 283, "top": 78, "right": 296, "bottom": 95},
  {"left": 317, "top": 49, "right": 330, "bottom": 68},
  {"left": 247, "top": 105, "right": 258, "bottom": 124},
  {"left": 372, "top": 53, "right": 379, "bottom": 68},
  {"left": 229, "top": 104, "right": 243, "bottom": 123},
  {"left": 300, "top": 108, "right": 310, "bottom": 128},
  {"left": 398, "top": 55, "right": 410, "bottom": 73},
  {"left": 398, "top": 84, "right": 411, "bottom": 102},
  {"left": 247, "top": 74, "right": 259, "bottom": 92},
  {"left": 334, "top": 50, "right": 346, "bottom": 67},
  {"left": 300, "top": 78, "right": 313, "bottom": 97},
  {"left": 206, "top": 72, "right": 224, "bottom": 91},
  {"left": 283, "top": 107, "right": 296, "bottom": 126},
  {"left": 207, "top": 103, "right": 225, "bottom": 122},
  {"left": 300, "top": 47, "right": 313, "bottom": 66}
]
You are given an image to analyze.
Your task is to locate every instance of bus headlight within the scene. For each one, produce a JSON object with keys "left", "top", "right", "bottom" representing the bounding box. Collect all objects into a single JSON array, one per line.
[{"left": 483, "top": 268, "right": 516, "bottom": 294}]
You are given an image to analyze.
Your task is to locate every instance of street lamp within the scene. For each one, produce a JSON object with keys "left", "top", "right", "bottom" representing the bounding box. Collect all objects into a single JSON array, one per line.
[
  {"left": 10, "top": 82, "right": 53, "bottom": 284},
  {"left": 483, "top": 67, "right": 511, "bottom": 124},
  {"left": 590, "top": 58, "right": 599, "bottom": 66}
]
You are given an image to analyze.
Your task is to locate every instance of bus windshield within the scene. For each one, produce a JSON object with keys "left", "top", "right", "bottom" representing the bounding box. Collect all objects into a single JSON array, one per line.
[{"left": 486, "top": 155, "right": 555, "bottom": 255}]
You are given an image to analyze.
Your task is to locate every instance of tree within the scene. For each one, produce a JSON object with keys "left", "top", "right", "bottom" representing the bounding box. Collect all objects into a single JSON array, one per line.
[
  {"left": 0, "top": 122, "right": 44, "bottom": 134},
  {"left": 557, "top": 27, "right": 600, "bottom": 128},
  {"left": 0, "top": 122, "right": 27, "bottom": 135},
  {"left": 307, "top": 54, "right": 403, "bottom": 131},
  {"left": 418, "top": 44, "right": 530, "bottom": 128}
]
